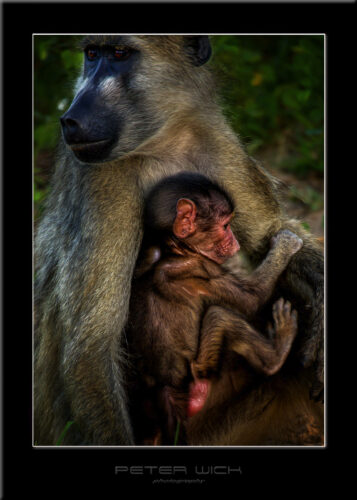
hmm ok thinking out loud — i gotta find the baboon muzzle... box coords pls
[60,89,119,163]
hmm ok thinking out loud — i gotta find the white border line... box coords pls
[33,33,326,450]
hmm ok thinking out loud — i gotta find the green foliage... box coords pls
[34,35,82,218]
[210,35,324,176]
[289,185,324,212]
[34,36,82,157]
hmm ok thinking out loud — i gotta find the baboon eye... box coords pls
[113,47,131,61]
[86,48,98,61]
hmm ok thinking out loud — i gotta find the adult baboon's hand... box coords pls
[282,238,324,402]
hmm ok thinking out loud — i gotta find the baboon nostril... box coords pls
[61,116,80,132]
[60,115,83,144]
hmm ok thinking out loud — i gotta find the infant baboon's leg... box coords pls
[192,299,298,378]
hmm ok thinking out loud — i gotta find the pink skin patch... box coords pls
[187,379,210,417]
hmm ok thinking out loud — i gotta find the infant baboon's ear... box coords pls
[183,36,212,66]
[173,198,197,239]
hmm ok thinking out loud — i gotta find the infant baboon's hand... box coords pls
[134,246,161,278]
[272,298,298,337]
[145,246,161,265]
[270,229,303,255]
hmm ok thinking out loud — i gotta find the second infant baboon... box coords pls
[126,172,302,445]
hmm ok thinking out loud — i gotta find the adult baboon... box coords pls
[34,35,324,445]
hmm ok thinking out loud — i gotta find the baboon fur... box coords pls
[34,35,324,445]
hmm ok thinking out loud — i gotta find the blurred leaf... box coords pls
[251,73,263,86]
[289,185,324,211]
[210,35,324,176]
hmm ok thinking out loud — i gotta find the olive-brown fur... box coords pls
[34,36,323,445]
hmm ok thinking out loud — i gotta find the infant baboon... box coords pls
[127,173,302,444]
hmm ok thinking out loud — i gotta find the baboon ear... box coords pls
[183,36,212,66]
[173,199,197,239]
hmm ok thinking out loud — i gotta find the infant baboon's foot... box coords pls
[273,298,298,340]
[191,360,211,381]
[263,298,298,376]
[270,229,303,255]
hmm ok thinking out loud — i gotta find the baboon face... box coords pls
[60,35,212,164]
